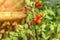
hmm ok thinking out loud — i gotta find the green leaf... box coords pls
[41,24,46,31]
[51,38,59,40]
[20,32,28,40]
[14,33,18,37]
[9,32,18,37]
[9,35,13,39]
[15,29,19,33]
[27,29,33,36]
[12,37,18,40]
[50,24,54,31]
[24,24,28,29]
[9,32,15,36]
[42,32,46,39]
[29,2,34,7]
[45,25,50,31]
[42,32,51,40]
[26,0,30,5]
[18,25,24,30]
[57,24,60,33]
[57,8,60,14]
[35,8,39,13]
[4,38,11,40]
[26,12,33,22]
[47,8,55,16]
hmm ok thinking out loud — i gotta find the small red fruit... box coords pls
[33,18,37,23]
[35,2,42,7]
[39,3,42,6]
[36,14,42,19]
[37,19,42,24]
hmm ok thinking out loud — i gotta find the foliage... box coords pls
[0,0,60,40]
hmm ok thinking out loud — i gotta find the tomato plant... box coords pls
[0,0,60,40]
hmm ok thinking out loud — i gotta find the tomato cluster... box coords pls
[35,2,42,7]
[33,14,42,24]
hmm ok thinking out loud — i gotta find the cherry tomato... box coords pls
[38,3,42,7]
[37,19,42,24]
[33,18,37,23]
[36,14,42,19]
[35,3,39,7]
[35,2,42,7]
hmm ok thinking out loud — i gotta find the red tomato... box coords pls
[38,3,42,7]
[35,2,42,7]
[33,18,37,23]
[36,14,42,19]
[37,19,42,24]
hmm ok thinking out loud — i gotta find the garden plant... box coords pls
[0,0,60,40]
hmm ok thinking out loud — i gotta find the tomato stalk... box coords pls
[34,23,39,40]
[28,21,33,40]
[32,7,39,40]
[28,21,32,30]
